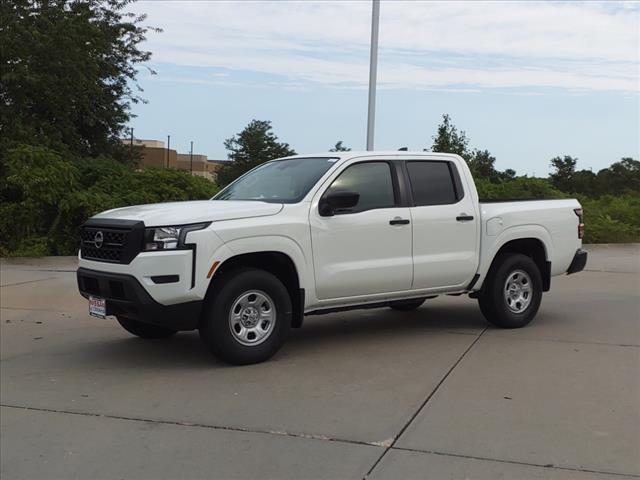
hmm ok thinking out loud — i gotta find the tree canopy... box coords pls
[549,156,579,192]
[468,149,499,182]
[430,114,470,159]
[430,113,638,194]
[1,0,156,159]
[0,0,220,257]
[549,156,640,197]
[431,114,506,182]
[330,141,351,152]
[216,120,296,186]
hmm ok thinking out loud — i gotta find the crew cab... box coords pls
[77,152,587,364]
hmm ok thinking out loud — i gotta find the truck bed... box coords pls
[478,198,582,278]
[479,198,567,203]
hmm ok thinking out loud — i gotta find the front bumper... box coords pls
[567,249,588,275]
[77,267,202,330]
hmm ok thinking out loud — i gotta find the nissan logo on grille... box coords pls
[80,222,138,264]
[94,231,104,249]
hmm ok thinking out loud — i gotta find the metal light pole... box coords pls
[190,141,194,174]
[166,135,171,168]
[366,0,380,151]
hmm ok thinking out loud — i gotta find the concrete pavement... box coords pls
[1,245,638,479]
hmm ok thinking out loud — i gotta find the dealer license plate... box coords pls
[89,296,106,319]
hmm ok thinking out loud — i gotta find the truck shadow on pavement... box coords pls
[290,303,487,343]
[65,302,490,369]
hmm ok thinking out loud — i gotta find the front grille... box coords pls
[80,219,145,264]
[81,228,127,262]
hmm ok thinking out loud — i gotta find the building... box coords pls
[122,139,226,182]
[127,139,165,149]
[175,154,226,181]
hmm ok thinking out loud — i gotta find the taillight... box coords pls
[574,208,584,239]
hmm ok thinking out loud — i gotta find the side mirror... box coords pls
[319,190,360,216]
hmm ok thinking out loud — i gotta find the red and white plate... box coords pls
[89,296,106,319]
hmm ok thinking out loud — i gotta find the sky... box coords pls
[127,0,640,176]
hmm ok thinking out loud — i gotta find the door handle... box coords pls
[390,218,410,225]
[456,214,474,222]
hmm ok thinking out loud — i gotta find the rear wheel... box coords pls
[199,268,291,365]
[116,316,177,339]
[389,298,426,311]
[478,253,542,328]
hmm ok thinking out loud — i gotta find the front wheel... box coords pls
[199,268,291,365]
[116,316,177,339]
[478,253,543,328]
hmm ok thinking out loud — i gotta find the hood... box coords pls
[92,200,283,227]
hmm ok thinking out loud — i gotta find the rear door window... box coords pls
[406,161,462,206]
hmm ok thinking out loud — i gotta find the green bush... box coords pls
[476,176,567,200]
[578,195,640,243]
[0,145,219,256]
[1,144,637,256]
[476,176,639,243]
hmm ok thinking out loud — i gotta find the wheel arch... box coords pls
[477,231,552,294]
[205,250,305,328]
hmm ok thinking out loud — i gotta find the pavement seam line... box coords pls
[0,403,383,450]
[0,268,76,274]
[363,326,488,479]
[584,269,639,274]
[393,446,640,478]
[485,333,639,348]
[0,306,81,313]
[0,277,61,288]
[19,269,75,272]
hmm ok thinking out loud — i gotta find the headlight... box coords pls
[144,222,210,251]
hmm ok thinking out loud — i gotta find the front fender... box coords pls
[204,235,311,293]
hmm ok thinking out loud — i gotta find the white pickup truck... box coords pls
[77,152,587,364]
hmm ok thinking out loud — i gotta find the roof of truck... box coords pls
[282,151,462,160]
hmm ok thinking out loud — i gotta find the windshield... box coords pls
[214,157,337,203]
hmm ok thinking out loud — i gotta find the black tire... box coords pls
[478,253,543,328]
[116,316,177,339]
[199,268,291,365]
[389,298,426,311]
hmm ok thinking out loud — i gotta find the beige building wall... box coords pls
[137,147,177,169]
[174,154,224,181]
[126,139,166,149]
[123,138,225,182]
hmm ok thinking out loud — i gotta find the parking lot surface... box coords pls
[1,245,639,479]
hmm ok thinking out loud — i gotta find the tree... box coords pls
[468,149,499,181]
[549,155,578,192]
[571,169,597,196]
[216,120,296,187]
[501,169,517,181]
[0,145,218,256]
[329,141,351,152]
[596,158,640,195]
[0,0,157,159]
[430,114,470,159]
